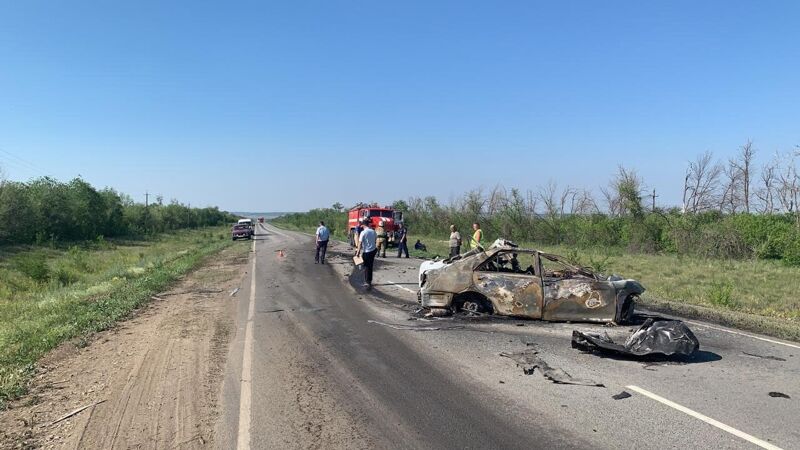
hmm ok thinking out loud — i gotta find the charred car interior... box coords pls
[418,240,644,324]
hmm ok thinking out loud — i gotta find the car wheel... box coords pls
[454,293,492,314]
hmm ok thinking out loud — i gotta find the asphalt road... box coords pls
[217,223,799,449]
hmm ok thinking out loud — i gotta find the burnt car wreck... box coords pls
[417,240,644,323]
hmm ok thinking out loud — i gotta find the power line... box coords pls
[0,146,52,178]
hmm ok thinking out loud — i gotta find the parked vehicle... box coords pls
[232,224,252,240]
[237,218,254,236]
[417,239,644,323]
[347,203,404,246]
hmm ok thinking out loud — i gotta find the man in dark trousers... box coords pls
[315,221,330,264]
[396,223,409,258]
[357,219,378,289]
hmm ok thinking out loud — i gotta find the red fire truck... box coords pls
[347,203,404,246]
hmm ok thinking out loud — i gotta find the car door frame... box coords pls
[472,249,543,318]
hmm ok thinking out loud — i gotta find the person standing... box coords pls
[352,222,363,252]
[375,220,388,258]
[315,221,330,264]
[449,225,462,257]
[396,223,409,258]
[471,222,483,249]
[357,219,378,289]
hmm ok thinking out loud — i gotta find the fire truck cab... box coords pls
[348,204,404,247]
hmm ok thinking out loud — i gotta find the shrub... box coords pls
[781,235,800,267]
[14,253,50,283]
[54,265,80,286]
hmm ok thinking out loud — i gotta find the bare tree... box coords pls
[486,185,508,215]
[600,186,621,217]
[753,157,778,214]
[537,181,559,219]
[525,189,538,217]
[740,141,755,213]
[775,150,799,216]
[683,151,722,213]
[572,189,599,214]
[720,158,743,213]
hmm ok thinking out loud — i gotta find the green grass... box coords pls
[0,227,240,407]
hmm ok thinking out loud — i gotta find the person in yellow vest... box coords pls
[376,221,388,258]
[471,222,483,249]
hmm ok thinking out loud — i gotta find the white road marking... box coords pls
[386,280,417,294]
[626,385,783,450]
[683,320,800,350]
[236,238,257,450]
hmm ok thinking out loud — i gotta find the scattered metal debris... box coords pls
[768,392,790,399]
[612,391,632,400]
[572,319,699,358]
[229,287,240,297]
[742,351,786,362]
[500,349,604,387]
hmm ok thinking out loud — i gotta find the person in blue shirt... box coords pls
[357,219,378,289]
[396,223,409,258]
[315,221,330,264]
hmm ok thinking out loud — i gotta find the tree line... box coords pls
[276,143,800,266]
[0,176,237,245]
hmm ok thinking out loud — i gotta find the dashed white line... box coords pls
[683,320,800,350]
[236,238,257,449]
[626,385,783,450]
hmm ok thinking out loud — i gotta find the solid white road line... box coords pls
[236,238,257,450]
[683,320,800,350]
[386,280,417,294]
[626,385,783,450]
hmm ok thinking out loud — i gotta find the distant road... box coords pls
[218,223,798,449]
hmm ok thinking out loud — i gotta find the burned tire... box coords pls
[453,292,493,314]
[617,294,637,323]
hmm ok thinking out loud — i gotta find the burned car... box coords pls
[418,240,644,323]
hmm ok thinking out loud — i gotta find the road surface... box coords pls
[218,223,798,449]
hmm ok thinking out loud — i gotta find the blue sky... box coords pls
[1,1,798,211]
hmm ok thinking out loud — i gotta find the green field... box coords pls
[0,227,246,407]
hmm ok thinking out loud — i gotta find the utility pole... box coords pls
[651,189,658,212]
[145,191,149,208]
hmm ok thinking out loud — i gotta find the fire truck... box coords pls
[347,203,404,246]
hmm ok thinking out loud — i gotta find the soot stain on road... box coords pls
[500,349,605,387]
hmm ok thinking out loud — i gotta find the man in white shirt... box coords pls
[315,221,330,264]
[357,219,377,289]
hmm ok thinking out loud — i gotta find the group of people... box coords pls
[353,219,410,289]
[448,222,483,257]
[314,218,409,290]
[314,219,484,289]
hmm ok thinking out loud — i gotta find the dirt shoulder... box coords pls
[0,244,250,450]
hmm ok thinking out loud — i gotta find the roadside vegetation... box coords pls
[0,176,236,245]
[0,175,244,407]
[0,227,244,407]
[272,144,800,339]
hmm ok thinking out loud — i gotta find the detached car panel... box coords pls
[418,241,643,324]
